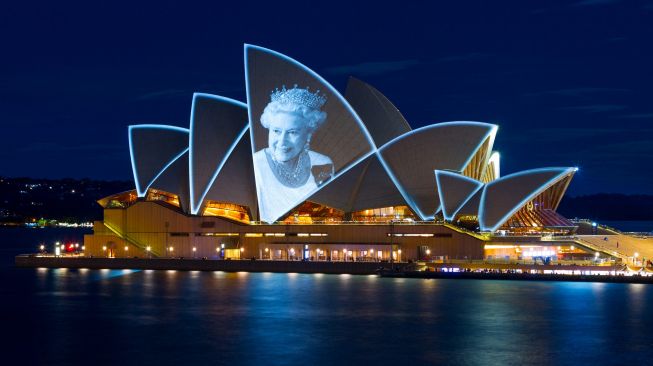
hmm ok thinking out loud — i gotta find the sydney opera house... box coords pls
[84,44,583,262]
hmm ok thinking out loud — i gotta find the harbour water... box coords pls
[2,227,653,365]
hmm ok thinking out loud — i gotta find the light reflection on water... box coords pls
[8,267,653,365]
[3,228,653,365]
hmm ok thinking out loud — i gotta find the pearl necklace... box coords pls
[268,149,310,188]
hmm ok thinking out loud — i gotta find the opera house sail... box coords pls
[85,44,579,261]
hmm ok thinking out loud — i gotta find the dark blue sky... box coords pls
[1,0,652,195]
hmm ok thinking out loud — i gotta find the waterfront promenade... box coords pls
[15,255,653,283]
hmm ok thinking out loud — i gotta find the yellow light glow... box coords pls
[484,245,516,249]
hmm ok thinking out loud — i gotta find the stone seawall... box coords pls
[15,255,400,274]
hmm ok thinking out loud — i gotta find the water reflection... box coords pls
[7,267,653,365]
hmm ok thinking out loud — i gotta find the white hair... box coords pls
[260,101,327,132]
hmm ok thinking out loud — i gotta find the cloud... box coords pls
[17,143,124,154]
[323,53,490,77]
[525,87,629,97]
[613,113,653,119]
[134,89,189,101]
[501,127,644,143]
[433,53,489,63]
[573,0,620,6]
[556,104,627,113]
[324,59,419,76]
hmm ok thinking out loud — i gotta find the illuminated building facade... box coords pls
[84,45,583,261]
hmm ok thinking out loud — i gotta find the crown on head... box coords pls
[270,85,327,110]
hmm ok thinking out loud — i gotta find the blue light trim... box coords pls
[244,44,377,223]
[378,121,497,152]
[478,167,576,232]
[191,125,249,215]
[188,93,249,215]
[377,151,430,220]
[377,121,497,220]
[272,149,379,222]
[128,124,190,197]
[459,124,498,176]
[434,170,484,221]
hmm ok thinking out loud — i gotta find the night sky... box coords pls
[1,0,652,195]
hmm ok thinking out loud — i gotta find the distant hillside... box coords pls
[1,177,651,223]
[0,177,133,223]
[558,194,653,221]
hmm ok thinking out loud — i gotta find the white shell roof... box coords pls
[379,122,497,220]
[479,167,577,232]
[124,45,576,228]
[188,93,249,214]
[128,124,189,198]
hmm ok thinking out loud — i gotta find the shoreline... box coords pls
[15,255,653,283]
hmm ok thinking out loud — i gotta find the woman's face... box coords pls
[267,112,311,162]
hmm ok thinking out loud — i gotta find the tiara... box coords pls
[270,85,327,110]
